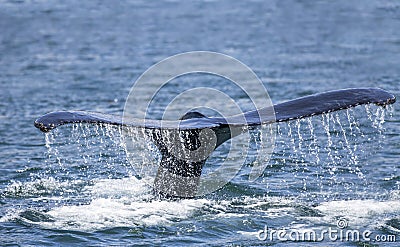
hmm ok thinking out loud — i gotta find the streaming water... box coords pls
[257,105,393,201]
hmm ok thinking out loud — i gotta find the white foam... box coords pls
[237,198,400,239]
[4,177,84,197]
[310,199,400,228]
[38,177,210,231]
[237,230,259,237]
[36,185,297,231]
[204,196,297,221]
[41,198,210,231]
[4,176,399,233]
[87,177,153,199]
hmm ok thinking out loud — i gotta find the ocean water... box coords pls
[0,0,399,246]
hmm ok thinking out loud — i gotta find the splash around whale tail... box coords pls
[34,88,396,198]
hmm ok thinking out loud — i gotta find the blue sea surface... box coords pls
[0,0,399,246]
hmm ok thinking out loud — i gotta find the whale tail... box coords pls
[34,88,396,198]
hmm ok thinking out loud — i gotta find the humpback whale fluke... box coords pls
[34,88,396,198]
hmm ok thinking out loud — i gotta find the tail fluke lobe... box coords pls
[34,111,124,133]
[273,87,395,122]
[222,88,396,127]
